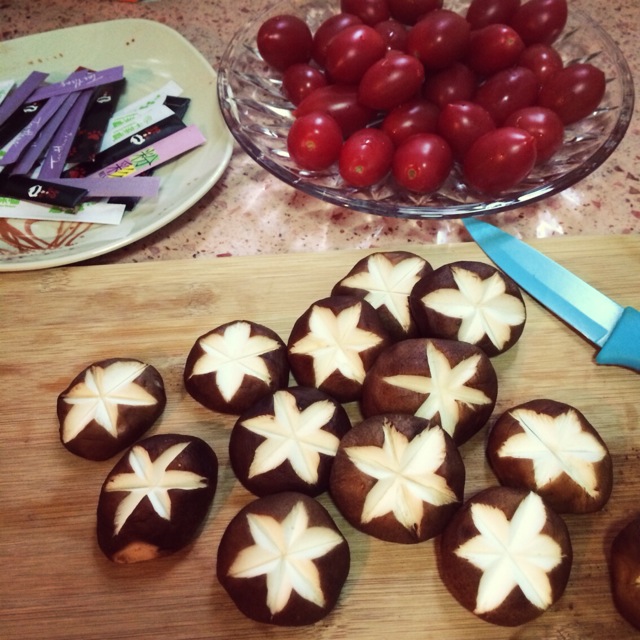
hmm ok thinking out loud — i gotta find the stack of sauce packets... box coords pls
[0,68,205,224]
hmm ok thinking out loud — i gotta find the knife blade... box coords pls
[463,217,640,372]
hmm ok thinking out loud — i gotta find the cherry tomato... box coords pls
[467,24,525,76]
[466,0,521,29]
[473,65,539,125]
[437,100,496,158]
[358,52,425,111]
[407,10,471,71]
[519,43,563,83]
[324,24,387,84]
[374,19,409,52]
[287,112,343,170]
[294,84,375,137]
[463,126,537,194]
[339,128,394,187]
[423,62,478,108]
[257,15,313,71]
[312,13,363,67]
[387,0,444,25]
[282,64,328,106]
[340,0,390,26]
[509,0,568,45]
[392,133,453,193]
[537,62,606,124]
[504,106,564,163]
[382,98,440,146]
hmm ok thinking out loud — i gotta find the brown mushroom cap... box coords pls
[409,260,526,357]
[229,386,351,497]
[97,433,218,563]
[610,517,640,630]
[217,491,350,626]
[438,486,573,627]
[330,413,465,543]
[57,357,166,461]
[287,295,390,403]
[184,320,289,414]
[331,251,433,341]
[487,398,613,514]
[361,337,497,445]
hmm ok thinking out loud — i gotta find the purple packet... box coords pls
[11,92,81,176]
[44,176,160,198]
[0,172,88,210]
[27,66,124,102]
[64,113,186,178]
[38,89,94,179]
[66,78,126,164]
[0,71,48,128]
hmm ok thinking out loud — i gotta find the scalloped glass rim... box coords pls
[217,0,634,220]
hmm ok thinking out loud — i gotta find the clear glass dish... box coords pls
[217,0,634,219]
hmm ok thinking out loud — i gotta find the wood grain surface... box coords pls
[1,235,639,640]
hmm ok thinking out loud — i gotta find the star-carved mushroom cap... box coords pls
[438,486,572,627]
[332,251,433,340]
[184,320,289,414]
[97,433,218,564]
[287,295,390,403]
[361,338,497,446]
[330,414,465,544]
[57,358,166,461]
[217,492,350,626]
[487,399,613,514]
[410,260,526,357]
[229,387,351,497]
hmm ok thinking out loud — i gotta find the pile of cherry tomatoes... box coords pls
[256,0,606,196]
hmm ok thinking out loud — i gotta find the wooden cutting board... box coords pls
[1,235,639,640]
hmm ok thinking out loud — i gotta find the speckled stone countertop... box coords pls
[1,0,638,265]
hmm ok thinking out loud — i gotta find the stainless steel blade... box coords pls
[463,218,623,347]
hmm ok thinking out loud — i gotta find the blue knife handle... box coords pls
[596,307,640,372]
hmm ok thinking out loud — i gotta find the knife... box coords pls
[463,217,640,373]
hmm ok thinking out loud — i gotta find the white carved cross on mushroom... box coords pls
[384,340,493,439]
[241,390,341,484]
[104,441,210,535]
[454,491,565,616]
[335,252,428,336]
[498,407,608,498]
[60,360,160,443]
[227,500,344,615]
[189,321,282,402]
[487,400,613,513]
[344,419,459,533]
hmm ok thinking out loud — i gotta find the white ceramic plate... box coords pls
[0,19,233,271]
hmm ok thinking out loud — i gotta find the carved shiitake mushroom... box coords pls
[331,251,433,341]
[360,337,497,445]
[487,399,613,514]
[330,413,465,543]
[610,517,640,631]
[410,260,526,357]
[229,386,351,497]
[184,320,289,415]
[57,358,166,461]
[217,491,350,626]
[287,295,390,403]
[438,486,573,627]
[97,433,218,563]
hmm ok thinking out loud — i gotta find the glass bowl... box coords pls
[217,0,634,219]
